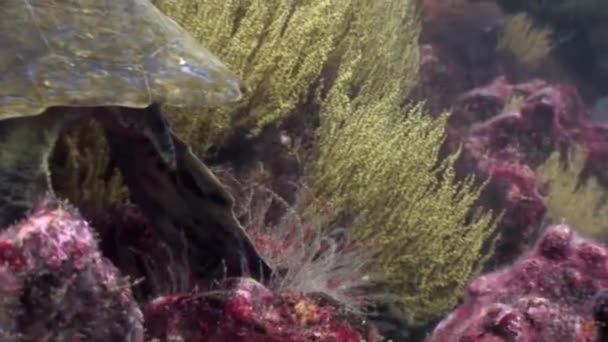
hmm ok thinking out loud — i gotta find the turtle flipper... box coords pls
[94,104,176,169]
[102,126,272,281]
[170,136,273,280]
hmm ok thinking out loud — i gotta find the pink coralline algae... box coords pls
[143,277,379,342]
[86,202,193,298]
[451,78,585,169]
[576,124,608,206]
[434,74,601,267]
[76,202,377,342]
[0,198,143,342]
[426,224,608,342]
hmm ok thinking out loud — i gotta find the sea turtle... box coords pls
[0,0,246,228]
[103,128,273,280]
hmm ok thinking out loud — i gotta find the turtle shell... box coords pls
[0,0,246,120]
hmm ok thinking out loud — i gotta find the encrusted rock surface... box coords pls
[427,224,608,342]
[0,199,143,341]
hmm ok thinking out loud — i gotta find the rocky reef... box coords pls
[0,197,377,341]
[0,199,143,341]
[5,0,608,341]
[144,278,378,341]
[427,224,608,341]
[416,1,608,340]
[413,52,608,341]
[445,76,587,267]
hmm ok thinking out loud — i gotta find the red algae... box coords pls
[433,73,601,267]
[0,198,143,341]
[143,278,378,342]
[427,224,608,342]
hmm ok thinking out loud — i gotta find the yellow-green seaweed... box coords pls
[48,0,498,324]
[50,120,129,213]
[306,0,497,322]
[537,147,608,240]
[152,0,421,152]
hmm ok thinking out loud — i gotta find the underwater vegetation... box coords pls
[312,102,497,323]
[538,147,608,241]
[155,0,501,325]
[51,119,129,215]
[417,1,608,340]
[4,0,608,341]
[153,0,421,151]
[496,12,554,69]
[51,0,501,328]
[236,183,374,308]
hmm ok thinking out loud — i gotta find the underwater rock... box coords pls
[451,78,587,168]
[427,224,608,342]
[88,201,378,341]
[143,277,378,342]
[474,156,547,267]
[576,124,608,194]
[87,202,195,300]
[413,43,475,116]
[443,77,597,268]
[0,198,143,341]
